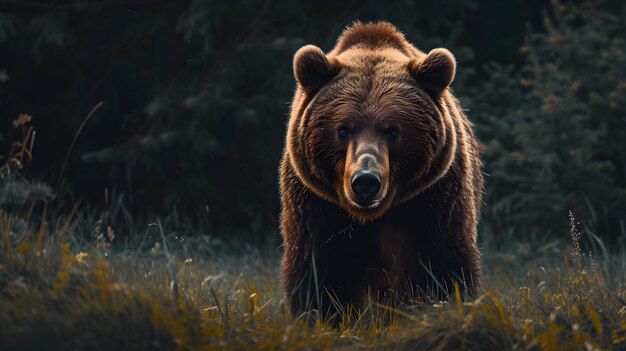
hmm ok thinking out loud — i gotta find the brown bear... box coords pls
[279,21,483,318]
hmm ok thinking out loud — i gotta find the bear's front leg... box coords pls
[281,206,370,320]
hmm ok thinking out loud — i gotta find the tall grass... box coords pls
[0,206,624,350]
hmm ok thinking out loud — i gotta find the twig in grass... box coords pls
[55,101,104,193]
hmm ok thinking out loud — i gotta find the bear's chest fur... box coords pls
[314,197,449,302]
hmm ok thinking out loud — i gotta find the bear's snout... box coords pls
[341,131,391,215]
[351,170,382,206]
[342,156,391,220]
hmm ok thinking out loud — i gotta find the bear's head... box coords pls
[286,22,459,222]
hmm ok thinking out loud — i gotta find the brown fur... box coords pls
[280,21,483,319]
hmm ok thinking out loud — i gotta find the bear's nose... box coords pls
[351,170,382,206]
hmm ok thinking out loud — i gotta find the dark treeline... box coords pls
[1,0,625,244]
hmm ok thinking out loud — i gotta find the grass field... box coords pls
[0,209,625,350]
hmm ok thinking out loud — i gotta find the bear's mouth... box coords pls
[363,199,380,207]
[350,198,381,209]
[348,191,386,209]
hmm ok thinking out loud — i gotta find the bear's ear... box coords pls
[408,48,456,98]
[293,45,338,93]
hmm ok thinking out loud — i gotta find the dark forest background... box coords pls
[1,0,625,245]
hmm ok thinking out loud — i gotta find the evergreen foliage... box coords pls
[473,0,626,240]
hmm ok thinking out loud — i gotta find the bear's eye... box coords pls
[337,127,352,138]
[383,127,399,140]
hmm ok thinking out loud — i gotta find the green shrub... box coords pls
[473,0,626,242]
